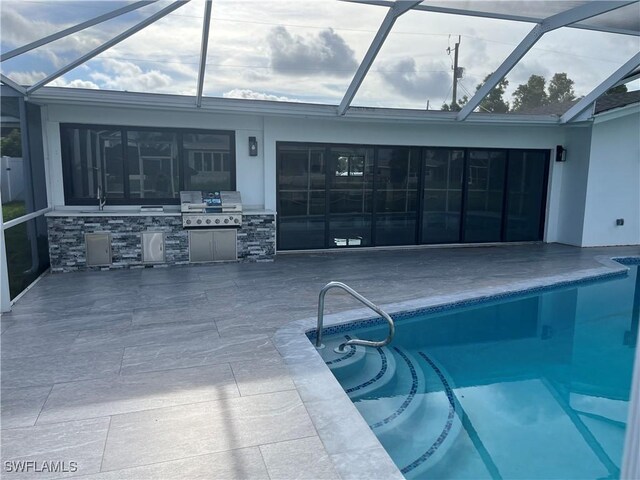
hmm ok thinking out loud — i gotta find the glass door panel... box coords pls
[422,149,464,244]
[277,145,326,250]
[464,150,507,243]
[506,151,548,241]
[376,147,420,246]
[329,147,374,247]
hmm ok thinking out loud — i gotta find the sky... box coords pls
[0,0,639,111]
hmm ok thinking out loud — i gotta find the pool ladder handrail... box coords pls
[315,281,395,351]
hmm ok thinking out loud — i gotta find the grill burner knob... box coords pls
[197,219,202,225]
[206,219,211,224]
[215,219,220,224]
[186,219,191,225]
[224,219,229,224]
[234,218,239,224]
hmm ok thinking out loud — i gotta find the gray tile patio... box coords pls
[1,243,639,479]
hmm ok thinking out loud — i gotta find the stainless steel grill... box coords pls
[180,191,242,228]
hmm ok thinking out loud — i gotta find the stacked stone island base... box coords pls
[46,212,276,273]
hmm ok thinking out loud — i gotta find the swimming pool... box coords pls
[316,263,639,479]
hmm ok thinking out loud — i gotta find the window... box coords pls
[61,125,235,204]
[126,130,179,200]
[183,133,234,192]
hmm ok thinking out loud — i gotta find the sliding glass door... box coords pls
[276,143,549,250]
[375,147,420,246]
[463,150,507,243]
[505,151,549,242]
[328,146,374,248]
[422,149,464,244]
[277,144,326,250]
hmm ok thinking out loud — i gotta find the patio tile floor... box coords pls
[1,243,639,479]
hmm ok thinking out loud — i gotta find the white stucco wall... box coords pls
[553,126,593,246]
[581,108,640,247]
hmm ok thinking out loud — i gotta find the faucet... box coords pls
[97,185,106,211]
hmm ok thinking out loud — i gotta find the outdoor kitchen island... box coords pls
[45,205,275,273]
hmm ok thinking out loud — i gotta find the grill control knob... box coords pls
[186,219,192,225]
[234,218,239,224]
[206,219,211,224]
[224,218,229,224]
[196,219,202,225]
[215,219,220,224]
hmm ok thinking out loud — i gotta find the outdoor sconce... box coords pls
[249,136,258,157]
[556,145,566,162]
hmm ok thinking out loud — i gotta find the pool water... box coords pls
[320,265,639,479]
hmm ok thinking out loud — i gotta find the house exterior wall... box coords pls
[581,109,640,247]
[553,126,593,246]
[41,101,573,247]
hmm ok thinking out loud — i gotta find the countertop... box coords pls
[45,206,276,217]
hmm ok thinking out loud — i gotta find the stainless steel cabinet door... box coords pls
[189,230,237,263]
[142,232,165,263]
[85,233,111,266]
[213,230,237,261]
[189,230,214,263]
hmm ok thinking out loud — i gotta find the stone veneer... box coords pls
[47,213,275,273]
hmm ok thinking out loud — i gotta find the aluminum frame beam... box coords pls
[345,0,640,36]
[560,52,640,123]
[196,0,213,108]
[0,1,156,63]
[26,1,190,95]
[456,1,635,121]
[338,0,421,115]
[0,73,26,94]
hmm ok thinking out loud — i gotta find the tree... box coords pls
[440,95,468,112]
[0,129,22,157]
[512,74,548,112]
[605,84,628,95]
[477,74,509,113]
[548,72,576,104]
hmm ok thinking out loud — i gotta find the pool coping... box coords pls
[272,255,640,479]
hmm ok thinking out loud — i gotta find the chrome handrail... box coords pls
[315,281,395,352]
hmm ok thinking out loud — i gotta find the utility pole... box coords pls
[451,35,461,107]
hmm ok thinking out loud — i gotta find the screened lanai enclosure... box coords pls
[0,1,639,476]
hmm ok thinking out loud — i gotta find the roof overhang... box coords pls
[29,86,570,127]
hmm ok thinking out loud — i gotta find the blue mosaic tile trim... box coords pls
[401,352,456,475]
[324,336,356,365]
[613,256,640,265]
[312,268,634,339]
[345,347,387,394]
[370,347,417,430]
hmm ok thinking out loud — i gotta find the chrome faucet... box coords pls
[97,185,106,211]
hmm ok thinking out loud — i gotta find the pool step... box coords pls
[323,337,397,397]
[352,347,425,436]
[386,351,465,479]
[352,348,465,479]
[318,335,367,378]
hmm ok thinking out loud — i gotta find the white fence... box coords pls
[1,156,24,203]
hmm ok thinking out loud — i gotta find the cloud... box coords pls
[51,78,100,89]
[89,59,172,92]
[223,89,300,102]
[4,70,48,86]
[379,58,451,101]
[267,26,358,77]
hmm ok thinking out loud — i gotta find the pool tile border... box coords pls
[273,255,639,480]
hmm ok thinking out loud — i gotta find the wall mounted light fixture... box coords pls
[556,145,566,162]
[249,136,258,157]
